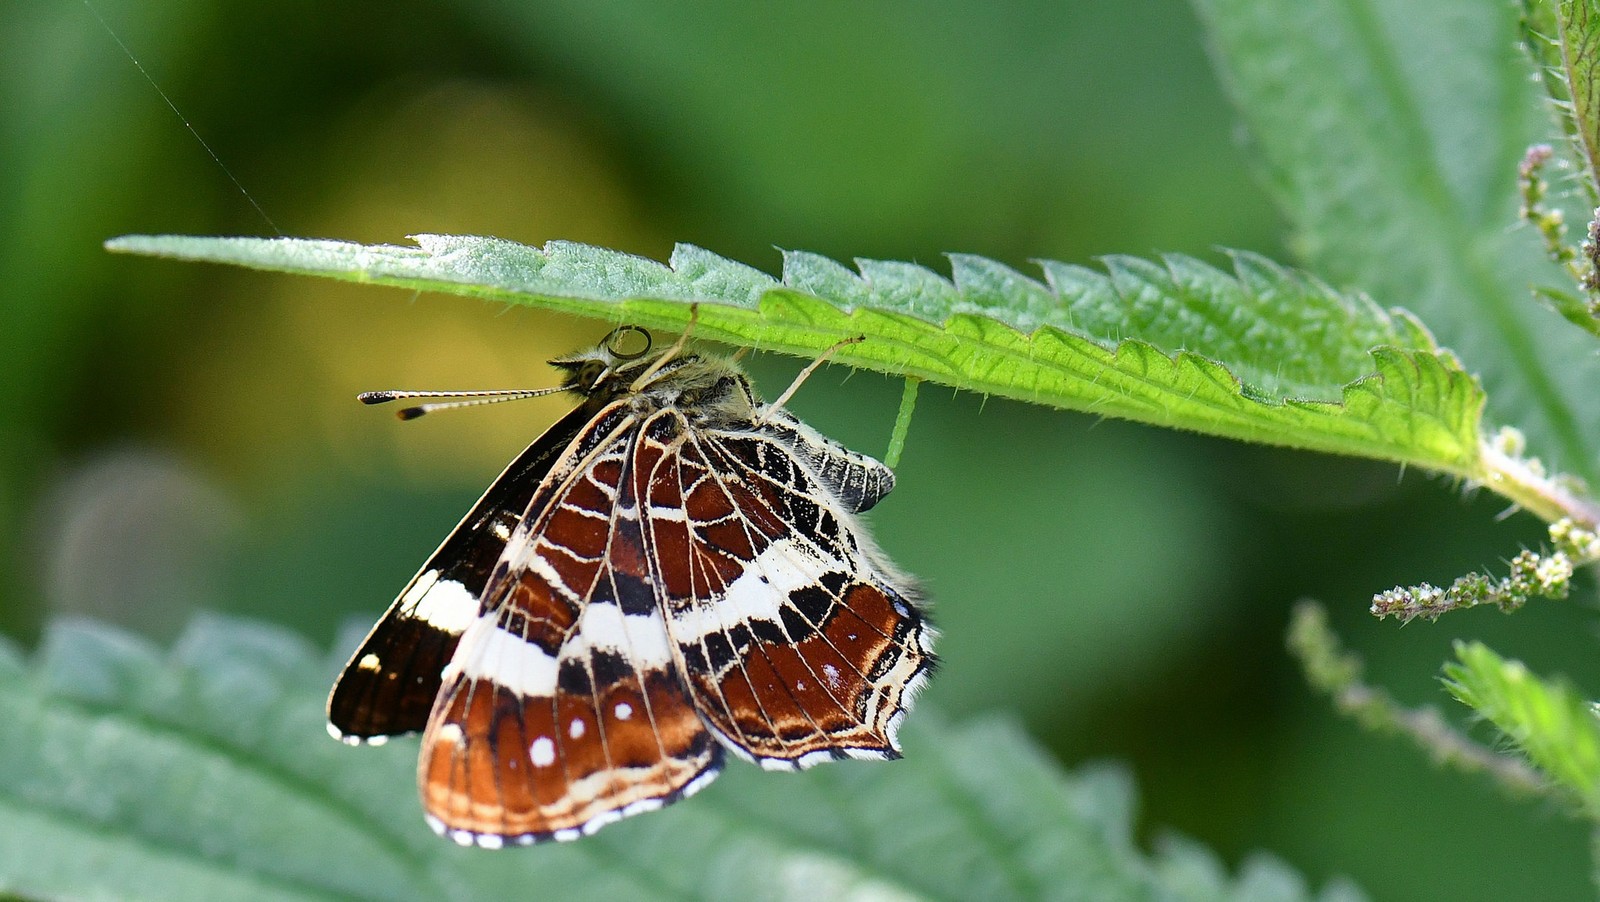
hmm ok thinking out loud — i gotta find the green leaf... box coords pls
[1554,0,1600,197]
[0,614,1359,901]
[1444,641,1600,816]
[1192,0,1600,484]
[1535,285,1600,339]
[107,233,1485,479]
[1520,0,1600,208]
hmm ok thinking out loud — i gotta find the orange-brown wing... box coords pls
[418,405,720,847]
[636,409,935,770]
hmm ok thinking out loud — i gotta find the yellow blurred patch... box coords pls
[168,81,669,504]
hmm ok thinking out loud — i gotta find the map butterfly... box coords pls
[327,321,936,846]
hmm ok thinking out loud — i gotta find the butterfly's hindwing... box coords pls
[638,408,935,770]
[419,408,721,845]
[754,409,895,514]
[327,400,602,743]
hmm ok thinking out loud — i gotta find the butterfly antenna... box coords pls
[761,335,866,420]
[629,305,700,392]
[358,387,566,420]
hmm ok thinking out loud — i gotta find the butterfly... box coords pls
[327,322,935,847]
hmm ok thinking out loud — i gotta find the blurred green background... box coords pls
[3,0,1593,898]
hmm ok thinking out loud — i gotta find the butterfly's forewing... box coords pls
[638,408,935,769]
[418,405,721,845]
[327,399,603,743]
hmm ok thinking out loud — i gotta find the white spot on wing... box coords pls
[569,718,586,739]
[822,663,842,691]
[530,736,555,766]
[797,749,836,769]
[357,653,381,672]
[614,702,633,720]
[620,797,664,817]
[328,723,383,747]
[405,570,479,634]
[681,767,722,798]
[582,809,623,835]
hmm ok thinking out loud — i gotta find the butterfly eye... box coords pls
[576,361,606,388]
[602,325,652,360]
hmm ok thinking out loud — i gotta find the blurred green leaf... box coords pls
[1534,284,1600,339]
[1444,641,1600,816]
[1192,0,1600,484]
[442,0,1276,261]
[108,234,1485,479]
[0,614,1361,901]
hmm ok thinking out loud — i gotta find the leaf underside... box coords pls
[107,234,1485,476]
[0,615,1363,902]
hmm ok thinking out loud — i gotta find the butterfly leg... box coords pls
[759,334,865,421]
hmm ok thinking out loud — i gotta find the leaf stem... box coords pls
[884,376,921,470]
[1477,429,1600,527]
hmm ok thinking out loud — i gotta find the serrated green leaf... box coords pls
[1148,834,1367,902]
[1192,0,1600,484]
[0,615,1360,901]
[1444,642,1600,816]
[1556,0,1600,196]
[107,234,1485,480]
